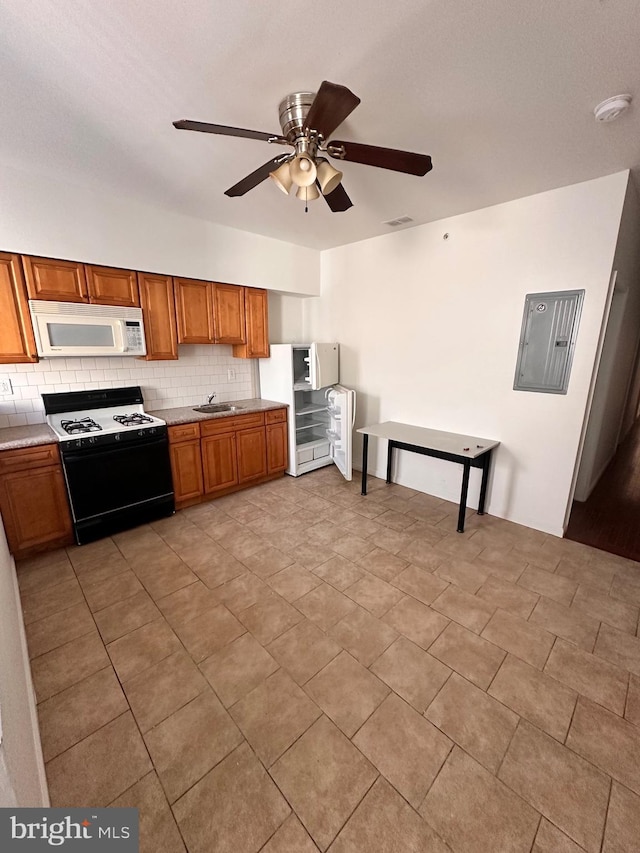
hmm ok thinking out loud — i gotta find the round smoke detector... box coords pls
[594,94,632,122]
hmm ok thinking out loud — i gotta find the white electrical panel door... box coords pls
[326,384,355,481]
[310,343,339,390]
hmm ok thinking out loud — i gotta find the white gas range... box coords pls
[44,388,166,448]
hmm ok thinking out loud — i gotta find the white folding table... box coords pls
[357,421,500,533]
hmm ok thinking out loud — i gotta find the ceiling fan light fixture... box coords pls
[290,153,317,187]
[269,161,293,194]
[317,159,343,196]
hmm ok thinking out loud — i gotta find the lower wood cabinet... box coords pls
[236,426,267,484]
[168,408,287,508]
[266,422,288,474]
[265,407,288,474]
[0,444,73,557]
[202,432,238,494]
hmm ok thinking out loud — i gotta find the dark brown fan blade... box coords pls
[318,181,353,212]
[329,140,432,176]
[224,157,288,197]
[303,82,361,139]
[173,120,281,143]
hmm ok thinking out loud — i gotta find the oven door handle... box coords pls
[62,435,168,463]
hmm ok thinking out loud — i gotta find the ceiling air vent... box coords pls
[383,215,414,227]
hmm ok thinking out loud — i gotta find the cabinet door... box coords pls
[174,278,215,344]
[138,272,178,360]
[213,284,246,344]
[86,265,139,307]
[0,465,73,554]
[0,253,38,364]
[266,422,288,474]
[233,287,269,358]
[22,255,88,302]
[169,439,204,504]
[236,426,268,484]
[202,432,238,493]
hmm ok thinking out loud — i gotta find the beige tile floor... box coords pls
[16,467,640,853]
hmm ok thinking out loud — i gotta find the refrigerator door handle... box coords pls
[351,389,356,427]
[313,347,321,390]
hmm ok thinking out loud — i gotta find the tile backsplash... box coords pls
[0,346,258,428]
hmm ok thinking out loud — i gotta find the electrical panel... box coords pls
[513,290,584,394]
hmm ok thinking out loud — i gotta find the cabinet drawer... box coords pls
[169,422,201,443]
[200,411,265,436]
[0,443,60,475]
[265,408,287,424]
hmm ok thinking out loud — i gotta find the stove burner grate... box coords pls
[113,413,154,427]
[61,417,102,435]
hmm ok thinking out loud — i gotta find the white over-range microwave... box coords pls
[29,301,147,358]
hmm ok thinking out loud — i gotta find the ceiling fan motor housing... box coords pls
[278,92,316,142]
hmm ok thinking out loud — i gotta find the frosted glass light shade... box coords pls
[317,160,343,195]
[295,183,320,201]
[290,154,317,187]
[269,161,293,194]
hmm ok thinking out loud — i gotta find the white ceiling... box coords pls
[1,0,639,251]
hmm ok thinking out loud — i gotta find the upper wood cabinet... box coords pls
[233,287,269,359]
[85,265,139,307]
[22,256,138,307]
[22,255,88,303]
[138,272,178,360]
[213,283,246,345]
[174,278,215,344]
[0,253,38,364]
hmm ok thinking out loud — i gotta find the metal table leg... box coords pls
[386,440,394,484]
[361,433,369,496]
[457,460,471,533]
[477,449,492,515]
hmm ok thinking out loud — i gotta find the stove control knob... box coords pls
[114,433,121,442]
[138,430,145,438]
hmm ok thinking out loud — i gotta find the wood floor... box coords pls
[566,416,640,561]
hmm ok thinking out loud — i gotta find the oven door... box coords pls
[61,432,174,543]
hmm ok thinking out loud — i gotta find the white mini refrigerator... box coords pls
[259,343,356,479]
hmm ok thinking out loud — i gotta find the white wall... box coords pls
[0,162,320,295]
[0,518,48,807]
[267,292,307,345]
[573,177,640,501]
[306,172,628,536]
[0,346,255,428]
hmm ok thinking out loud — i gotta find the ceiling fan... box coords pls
[173,81,433,213]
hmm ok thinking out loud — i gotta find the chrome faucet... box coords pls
[207,392,217,404]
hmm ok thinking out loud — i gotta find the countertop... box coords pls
[148,398,287,426]
[0,423,58,451]
[0,398,288,451]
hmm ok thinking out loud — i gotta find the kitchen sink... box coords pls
[192,404,239,414]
